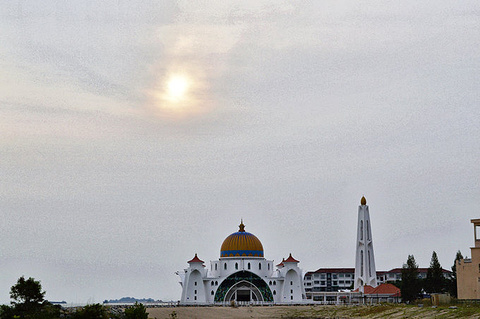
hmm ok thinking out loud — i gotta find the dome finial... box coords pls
[239,219,245,232]
[361,196,367,205]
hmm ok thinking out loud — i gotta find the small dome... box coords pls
[361,196,367,205]
[220,221,264,258]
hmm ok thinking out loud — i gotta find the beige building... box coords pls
[457,218,480,299]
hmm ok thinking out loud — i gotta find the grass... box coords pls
[279,303,480,318]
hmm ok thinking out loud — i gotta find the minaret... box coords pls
[354,196,377,291]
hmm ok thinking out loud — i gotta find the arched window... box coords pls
[361,250,364,276]
[268,263,270,270]
[368,251,372,277]
[273,290,276,295]
[224,263,227,270]
[273,281,276,286]
[211,291,214,295]
[248,263,251,270]
[290,289,293,293]
[194,281,197,286]
[235,263,238,270]
[290,281,293,285]
[194,296,197,300]
[215,264,217,271]
[269,281,272,285]
[290,296,293,300]
[259,263,262,270]
[211,281,214,286]
[367,221,370,240]
[194,290,197,294]
[360,221,364,240]
[215,281,218,285]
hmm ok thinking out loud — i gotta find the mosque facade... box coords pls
[177,221,305,304]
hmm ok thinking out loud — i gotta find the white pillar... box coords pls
[354,196,377,290]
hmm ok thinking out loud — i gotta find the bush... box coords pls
[72,304,108,319]
[124,302,148,319]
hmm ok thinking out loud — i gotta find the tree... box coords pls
[401,255,421,303]
[425,251,445,293]
[10,276,46,313]
[0,305,15,319]
[124,302,148,319]
[448,250,463,297]
[72,304,108,319]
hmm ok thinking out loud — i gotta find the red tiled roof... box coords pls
[187,253,204,264]
[371,283,401,296]
[284,253,299,263]
[276,258,285,267]
[354,283,401,296]
[386,268,452,274]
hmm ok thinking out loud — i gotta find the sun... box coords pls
[166,75,189,102]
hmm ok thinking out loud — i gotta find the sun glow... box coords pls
[167,75,189,102]
[148,68,210,119]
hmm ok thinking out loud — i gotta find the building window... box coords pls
[194,281,197,286]
[194,290,197,294]
[215,281,218,285]
[360,220,363,240]
[290,289,293,293]
[361,250,364,276]
[269,281,272,285]
[268,263,270,270]
[320,281,325,286]
[290,281,293,285]
[194,296,197,300]
[368,251,372,277]
[273,290,276,295]
[273,281,276,286]
[367,221,370,240]
[224,263,227,270]
[211,281,214,286]
[333,274,338,279]
[291,296,293,300]
[235,263,238,270]
[215,264,217,271]
[211,291,214,295]
[259,263,262,270]
[248,263,251,270]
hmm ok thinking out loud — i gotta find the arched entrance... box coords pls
[224,280,262,302]
[214,271,273,302]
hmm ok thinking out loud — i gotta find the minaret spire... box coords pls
[354,196,377,291]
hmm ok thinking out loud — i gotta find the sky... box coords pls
[1,0,479,304]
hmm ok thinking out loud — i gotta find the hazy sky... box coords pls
[1,0,479,304]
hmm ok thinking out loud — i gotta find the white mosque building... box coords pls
[177,221,305,304]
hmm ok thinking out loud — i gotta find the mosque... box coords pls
[177,221,305,304]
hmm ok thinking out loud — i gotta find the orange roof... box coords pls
[355,283,400,296]
[371,283,401,296]
[284,253,299,263]
[187,253,204,264]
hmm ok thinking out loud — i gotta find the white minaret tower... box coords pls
[354,196,377,291]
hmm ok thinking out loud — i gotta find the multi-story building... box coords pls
[457,218,480,299]
[304,268,355,293]
[305,267,452,296]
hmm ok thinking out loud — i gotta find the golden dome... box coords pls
[361,196,367,205]
[220,221,264,258]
